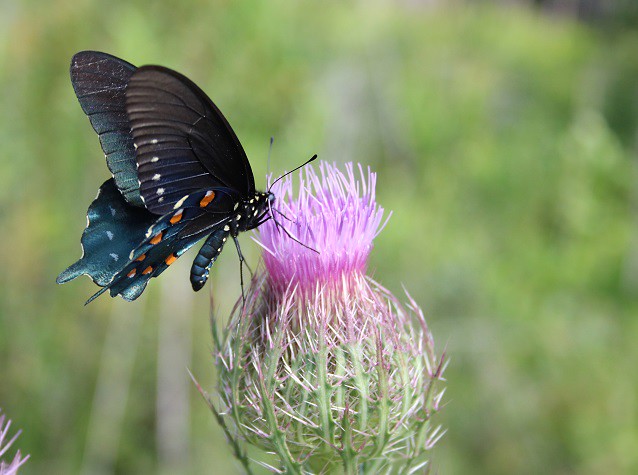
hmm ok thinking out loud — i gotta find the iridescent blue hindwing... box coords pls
[83,189,233,303]
[102,224,205,302]
[57,179,157,287]
[58,180,236,303]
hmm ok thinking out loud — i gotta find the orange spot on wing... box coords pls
[170,210,183,224]
[127,269,137,278]
[199,191,215,208]
[165,254,177,266]
[150,232,163,245]
[135,254,146,262]
[142,266,153,275]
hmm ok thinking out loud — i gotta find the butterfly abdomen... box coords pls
[191,228,230,291]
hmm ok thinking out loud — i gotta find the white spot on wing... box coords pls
[224,225,230,232]
[106,231,114,240]
[151,157,159,163]
[157,188,165,195]
[174,195,189,209]
[109,206,116,217]
[110,253,119,261]
[152,174,161,181]
[152,139,158,144]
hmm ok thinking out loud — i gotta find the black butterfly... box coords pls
[57,51,312,304]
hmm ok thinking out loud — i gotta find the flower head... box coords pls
[0,410,29,475]
[209,162,446,473]
[259,162,387,293]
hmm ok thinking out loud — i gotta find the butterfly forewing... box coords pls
[125,66,255,215]
[70,52,143,206]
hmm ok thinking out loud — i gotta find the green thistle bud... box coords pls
[206,162,445,474]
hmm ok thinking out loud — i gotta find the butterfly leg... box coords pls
[253,215,272,228]
[232,235,250,304]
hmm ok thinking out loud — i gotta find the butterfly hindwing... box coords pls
[86,189,234,302]
[70,52,143,206]
[57,179,158,287]
[103,223,205,302]
[125,66,255,214]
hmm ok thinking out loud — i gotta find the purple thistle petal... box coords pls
[258,162,390,293]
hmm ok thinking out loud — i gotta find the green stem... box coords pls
[315,333,335,446]
[259,377,305,474]
[349,344,369,429]
[361,330,390,473]
[341,404,360,475]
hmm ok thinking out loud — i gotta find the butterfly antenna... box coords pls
[267,198,319,254]
[273,208,295,223]
[268,154,317,192]
[276,218,319,253]
[267,136,274,178]
[265,153,319,253]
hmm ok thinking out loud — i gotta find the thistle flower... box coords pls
[0,411,29,475]
[208,162,446,474]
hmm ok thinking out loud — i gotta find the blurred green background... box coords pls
[1,0,637,473]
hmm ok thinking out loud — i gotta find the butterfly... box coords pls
[57,51,313,304]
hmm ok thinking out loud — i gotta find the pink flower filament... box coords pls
[257,162,389,293]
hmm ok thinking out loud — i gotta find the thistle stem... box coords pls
[340,403,360,475]
[315,334,335,446]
